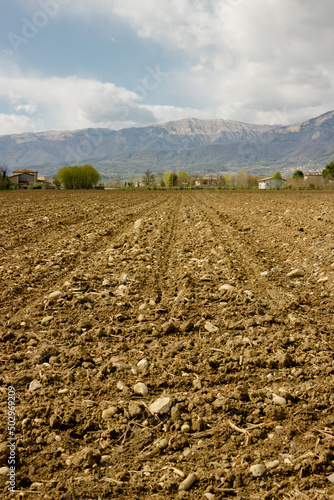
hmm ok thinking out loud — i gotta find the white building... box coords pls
[258,177,288,190]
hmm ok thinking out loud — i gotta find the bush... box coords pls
[0,177,11,190]
[33,182,44,189]
[56,165,100,189]
[293,169,304,179]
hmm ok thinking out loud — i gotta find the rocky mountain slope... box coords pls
[0,111,333,177]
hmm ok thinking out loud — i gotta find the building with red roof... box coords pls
[9,168,38,187]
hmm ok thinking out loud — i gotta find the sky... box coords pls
[0,0,333,135]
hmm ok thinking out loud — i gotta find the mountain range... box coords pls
[0,111,333,178]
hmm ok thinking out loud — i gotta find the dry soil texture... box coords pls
[0,190,334,500]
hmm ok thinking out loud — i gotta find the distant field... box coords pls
[1,190,334,498]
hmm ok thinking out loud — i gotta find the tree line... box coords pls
[141,169,261,189]
[139,164,334,190]
[1,161,334,190]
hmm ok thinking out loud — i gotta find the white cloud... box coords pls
[144,104,211,124]
[0,114,38,135]
[1,0,334,133]
[63,0,228,51]
[88,0,334,123]
[0,65,204,133]
[0,68,148,131]
[65,0,334,124]
[9,93,38,114]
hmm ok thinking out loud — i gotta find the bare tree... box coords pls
[217,174,226,187]
[0,163,10,190]
[142,169,155,189]
[0,163,8,176]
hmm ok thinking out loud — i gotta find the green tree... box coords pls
[142,169,155,189]
[273,171,282,180]
[177,170,190,187]
[0,164,10,190]
[224,174,230,187]
[53,176,61,189]
[56,166,73,189]
[292,169,304,179]
[168,172,177,187]
[81,164,100,189]
[56,165,100,189]
[322,161,334,180]
[162,172,171,187]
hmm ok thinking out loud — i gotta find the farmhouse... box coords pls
[9,168,38,187]
[303,172,325,188]
[195,176,218,187]
[304,172,323,181]
[37,175,47,184]
[258,176,288,190]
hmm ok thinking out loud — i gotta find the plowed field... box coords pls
[1,190,334,499]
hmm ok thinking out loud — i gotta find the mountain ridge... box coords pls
[0,111,333,177]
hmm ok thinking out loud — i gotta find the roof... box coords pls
[196,177,218,182]
[259,177,287,182]
[12,168,38,174]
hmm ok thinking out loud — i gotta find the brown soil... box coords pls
[0,189,334,499]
